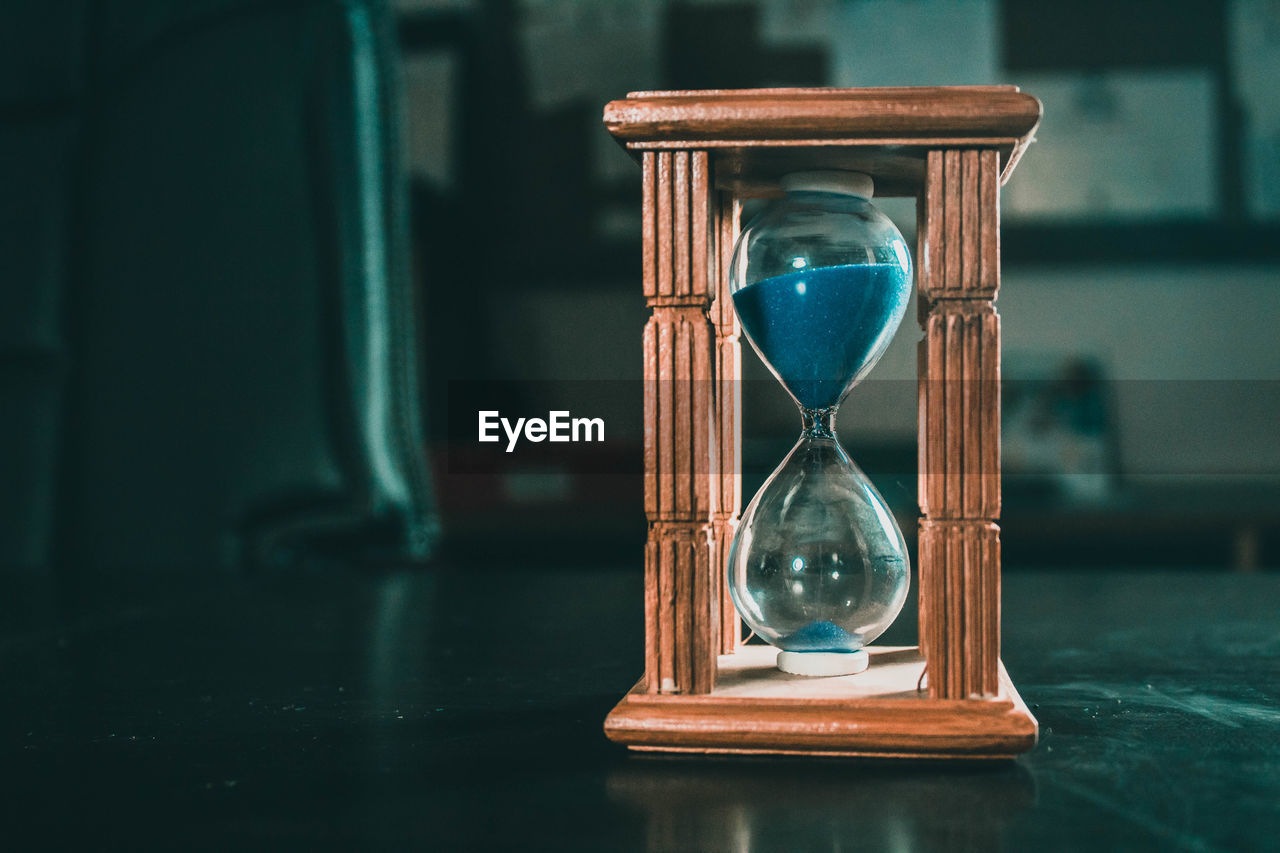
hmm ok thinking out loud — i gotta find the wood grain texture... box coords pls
[642,153,717,521]
[605,87,1041,146]
[641,149,720,693]
[645,523,718,694]
[606,655,1035,758]
[917,303,1000,519]
[608,89,1040,196]
[711,191,742,655]
[915,146,1004,702]
[918,149,1000,304]
[646,151,716,303]
[918,522,1001,699]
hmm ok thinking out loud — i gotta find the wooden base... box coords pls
[605,646,1037,759]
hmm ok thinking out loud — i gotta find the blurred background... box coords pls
[3,0,1279,583]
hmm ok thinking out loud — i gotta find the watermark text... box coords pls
[478,410,605,452]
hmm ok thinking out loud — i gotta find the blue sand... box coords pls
[779,620,860,652]
[732,263,910,410]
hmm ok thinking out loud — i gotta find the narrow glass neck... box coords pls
[800,407,838,439]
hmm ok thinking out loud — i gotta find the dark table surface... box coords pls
[3,564,1278,851]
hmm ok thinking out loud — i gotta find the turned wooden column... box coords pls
[641,149,721,694]
[917,148,1003,699]
[711,191,742,655]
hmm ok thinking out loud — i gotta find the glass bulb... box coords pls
[728,411,909,654]
[727,171,912,676]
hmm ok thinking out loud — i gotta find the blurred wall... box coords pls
[399,0,1280,485]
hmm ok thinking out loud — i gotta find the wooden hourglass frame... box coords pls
[602,88,1043,759]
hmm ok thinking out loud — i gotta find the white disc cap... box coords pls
[777,649,870,677]
[780,170,874,198]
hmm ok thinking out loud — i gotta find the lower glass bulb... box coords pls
[727,417,909,675]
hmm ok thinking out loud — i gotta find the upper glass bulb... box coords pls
[730,170,912,410]
[727,171,912,676]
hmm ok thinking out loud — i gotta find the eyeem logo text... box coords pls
[478,410,605,453]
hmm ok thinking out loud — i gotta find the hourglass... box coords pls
[727,170,912,678]
[603,87,1042,758]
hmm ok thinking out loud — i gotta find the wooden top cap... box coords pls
[604,86,1042,145]
[602,87,1043,194]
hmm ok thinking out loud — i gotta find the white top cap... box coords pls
[780,170,874,199]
